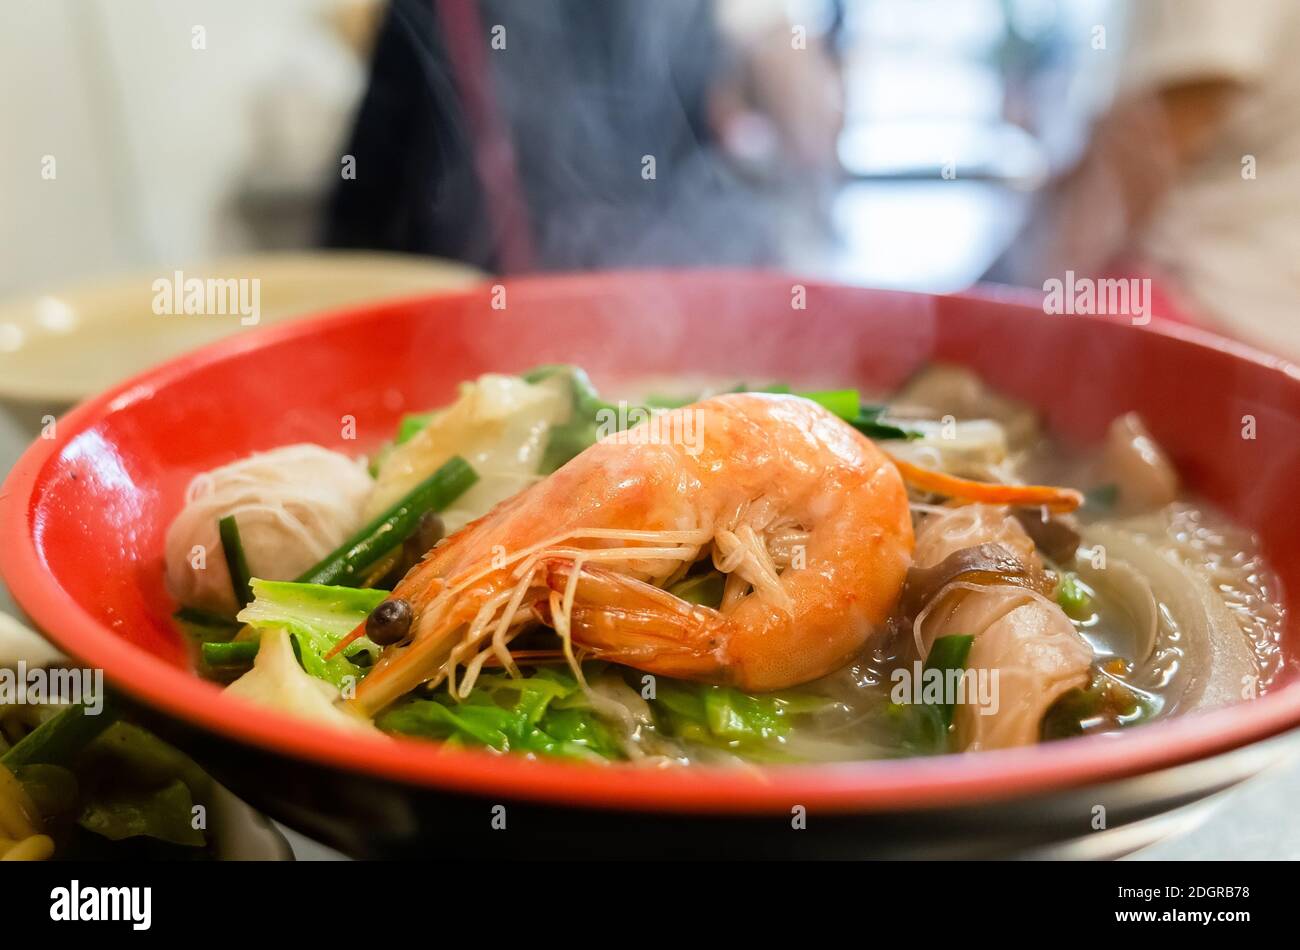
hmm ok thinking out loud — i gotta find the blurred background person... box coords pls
[990,0,1300,356]
[10,0,1300,369]
[322,0,846,272]
[0,0,1101,299]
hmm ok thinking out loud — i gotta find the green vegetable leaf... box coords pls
[878,633,977,756]
[524,368,919,475]
[238,579,388,639]
[882,701,949,756]
[650,680,831,755]
[378,666,622,761]
[924,633,975,729]
[798,388,860,421]
[79,778,204,846]
[237,579,388,687]
[850,413,921,441]
[71,722,211,848]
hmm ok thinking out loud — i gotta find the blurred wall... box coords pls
[0,0,365,297]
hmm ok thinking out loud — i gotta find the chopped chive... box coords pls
[1083,483,1119,511]
[295,456,478,587]
[924,633,975,728]
[218,515,254,610]
[1056,572,1094,618]
[173,606,240,631]
[201,639,261,667]
[1,696,120,769]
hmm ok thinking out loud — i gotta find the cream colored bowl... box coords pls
[0,252,484,404]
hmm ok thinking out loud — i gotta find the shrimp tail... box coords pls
[886,452,1084,513]
[540,560,732,682]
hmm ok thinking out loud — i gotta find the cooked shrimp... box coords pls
[348,393,916,715]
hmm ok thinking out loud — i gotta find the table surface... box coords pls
[3,399,1296,862]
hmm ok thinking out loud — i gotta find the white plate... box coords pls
[0,252,484,404]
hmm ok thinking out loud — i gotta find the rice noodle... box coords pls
[1103,503,1286,686]
[1075,549,1159,664]
[165,445,372,615]
[1083,523,1262,713]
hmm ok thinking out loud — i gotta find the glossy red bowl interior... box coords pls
[4,270,1300,814]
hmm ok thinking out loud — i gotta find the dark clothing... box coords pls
[324,0,774,272]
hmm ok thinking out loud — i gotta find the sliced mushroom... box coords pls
[1013,508,1082,563]
[901,542,1051,620]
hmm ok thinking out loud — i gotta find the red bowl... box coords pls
[4,270,1300,857]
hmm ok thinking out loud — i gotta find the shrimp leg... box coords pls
[539,560,730,681]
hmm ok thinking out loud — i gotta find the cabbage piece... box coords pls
[650,681,833,760]
[225,628,374,732]
[237,579,387,640]
[236,579,386,687]
[378,667,622,761]
[165,444,374,617]
[366,373,568,532]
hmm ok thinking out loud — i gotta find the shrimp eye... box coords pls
[367,598,413,645]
